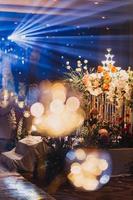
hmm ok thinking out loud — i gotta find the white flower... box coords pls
[88,87,102,96]
[90,73,98,79]
[66,65,71,70]
[66,61,70,65]
[83,66,87,70]
[69,79,73,82]
[77,60,81,64]
[97,73,103,79]
[76,68,82,72]
[84,60,88,64]
[117,67,121,71]
[119,70,129,81]
[124,92,130,100]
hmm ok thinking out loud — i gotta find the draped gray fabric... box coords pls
[1,136,48,172]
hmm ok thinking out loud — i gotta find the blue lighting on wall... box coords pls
[0,0,133,85]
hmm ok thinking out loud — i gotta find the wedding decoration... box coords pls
[65,49,133,136]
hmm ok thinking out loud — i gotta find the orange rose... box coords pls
[104,75,111,83]
[97,65,104,73]
[105,77,111,83]
[104,72,110,78]
[103,83,109,91]
[111,66,118,73]
[104,72,111,81]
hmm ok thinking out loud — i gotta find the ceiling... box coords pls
[0,0,132,16]
[0,0,132,30]
[0,1,132,41]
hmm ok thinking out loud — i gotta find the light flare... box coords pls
[67,149,112,191]
[30,102,44,118]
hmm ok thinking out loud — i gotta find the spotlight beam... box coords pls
[31,1,131,32]
[14,0,78,35]
[8,33,132,54]
[14,0,43,33]
[12,11,133,40]
[8,37,110,61]
[13,0,132,37]
[15,0,60,33]
[14,34,132,46]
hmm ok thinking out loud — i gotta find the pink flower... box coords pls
[98,129,108,136]
[82,74,90,87]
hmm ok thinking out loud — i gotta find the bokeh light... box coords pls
[30,102,44,118]
[66,150,76,161]
[43,114,65,136]
[71,162,81,174]
[75,149,86,161]
[50,99,65,114]
[31,125,37,132]
[51,83,67,102]
[31,82,85,137]
[34,110,84,137]
[66,149,112,191]
[66,96,80,112]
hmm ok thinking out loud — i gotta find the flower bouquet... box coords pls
[65,49,133,141]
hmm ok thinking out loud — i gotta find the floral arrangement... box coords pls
[65,49,133,134]
[66,49,133,105]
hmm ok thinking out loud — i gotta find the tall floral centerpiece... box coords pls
[65,49,133,138]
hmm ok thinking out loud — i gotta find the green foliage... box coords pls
[17,118,28,140]
[42,134,82,185]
